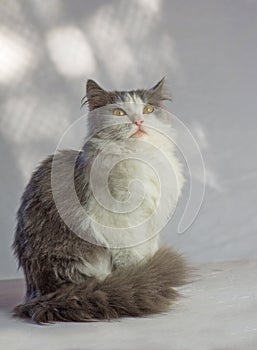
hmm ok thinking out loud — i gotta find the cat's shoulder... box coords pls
[27,149,80,188]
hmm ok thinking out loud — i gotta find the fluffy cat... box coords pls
[13,78,190,323]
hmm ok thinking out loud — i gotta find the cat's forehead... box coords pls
[114,92,145,113]
[116,91,144,104]
[121,91,144,104]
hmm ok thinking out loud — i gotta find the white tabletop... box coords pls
[0,260,257,350]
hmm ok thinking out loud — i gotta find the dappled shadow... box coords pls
[0,0,189,279]
[1,0,242,280]
[0,0,182,184]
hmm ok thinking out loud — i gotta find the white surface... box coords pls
[0,260,257,350]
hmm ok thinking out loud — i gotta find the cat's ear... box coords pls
[150,77,165,93]
[147,77,172,103]
[85,79,109,111]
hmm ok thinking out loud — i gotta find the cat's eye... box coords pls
[113,108,126,116]
[143,105,154,114]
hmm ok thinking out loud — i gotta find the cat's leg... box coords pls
[72,249,113,281]
[22,260,39,301]
[111,234,159,268]
[22,246,113,301]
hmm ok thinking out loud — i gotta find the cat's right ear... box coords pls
[85,79,108,111]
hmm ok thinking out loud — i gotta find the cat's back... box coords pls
[18,149,80,213]
[13,149,83,259]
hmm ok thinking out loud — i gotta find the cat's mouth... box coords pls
[130,128,147,138]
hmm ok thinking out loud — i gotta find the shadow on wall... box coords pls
[0,0,184,279]
[0,0,217,278]
[0,0,183,182]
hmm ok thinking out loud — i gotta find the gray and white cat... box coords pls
[13,79,190,323]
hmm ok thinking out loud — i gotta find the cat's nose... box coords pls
[134,119,144,126]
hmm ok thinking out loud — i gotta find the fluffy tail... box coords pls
[13,247,191,323]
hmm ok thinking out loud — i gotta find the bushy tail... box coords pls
[13,247,191,324]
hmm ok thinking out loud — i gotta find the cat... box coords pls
[13,78,190,323]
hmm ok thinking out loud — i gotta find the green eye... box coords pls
[143,105,154,114]
[113,108,126,116]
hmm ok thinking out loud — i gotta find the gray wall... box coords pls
[0,0,257,279]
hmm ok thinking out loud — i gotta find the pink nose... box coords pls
[135,119,143,126]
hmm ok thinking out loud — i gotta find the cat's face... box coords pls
[83,78,172,141]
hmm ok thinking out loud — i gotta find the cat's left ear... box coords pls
[148,77,172,103]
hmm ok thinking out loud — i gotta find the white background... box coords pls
[0,0,257,279]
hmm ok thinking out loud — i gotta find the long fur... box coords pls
[13,247,190,323]
[13,78,191,324]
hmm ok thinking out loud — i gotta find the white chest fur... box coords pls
[85,130,184,267]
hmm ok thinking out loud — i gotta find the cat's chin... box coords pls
[130,129,147,138]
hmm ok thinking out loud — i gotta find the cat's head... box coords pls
[83,78,172,140]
